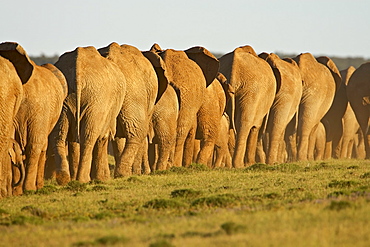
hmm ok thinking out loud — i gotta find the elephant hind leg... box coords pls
[245,126,259,166]
[114,140,142,177]
[24,143,44,191]
[36,148,47,190]
[91,137,110,181]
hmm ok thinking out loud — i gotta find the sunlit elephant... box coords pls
[308,121,326,160]
[190,73,234,167]
[292,53,339,161]
[219,45,276,167]
[147,44,219,168]
[98,43,164,177]
[194,72,234,166]
[259,53,303,164]
[213,113,234,168]
[53,45,126,184]
[0,55,23,197]
[316,57,344,159]
[346,62,370,159]
[0,42,68,192]
[340,66,365,159]
[143,50,179,171]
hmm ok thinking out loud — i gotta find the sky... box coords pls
[2,0,369,58]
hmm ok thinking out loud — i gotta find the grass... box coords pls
[1,159,370,246]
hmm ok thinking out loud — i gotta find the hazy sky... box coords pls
[2,0,369,58]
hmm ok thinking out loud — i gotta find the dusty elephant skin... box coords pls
[316,56,343,160]
[292,53,337,161]
[194,72,231,167]
[346,62,370,159]
[339,67,365,159]
[259,53,303,164]
[219,45,276,168]
[147,44,220,168]
[0,56,23,198]
[98,43,160,177]
[53,45,126,184]
[0,42,68,192]
[143,50,179,171]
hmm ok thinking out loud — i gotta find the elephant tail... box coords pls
[230,92,236,136]
[76,80,81,143]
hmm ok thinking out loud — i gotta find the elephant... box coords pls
[0,55,23,197]
[316,57,344,159]
[219,45,276,167]
[146,44,220,168]
[190,73,234,167]
[98,43,166,177]
[292,53,339,161]
[53,45,126,184]
[142,51,179,171]
[308,121,326,160]
[258,53,303,164]
[346,62,370,158]
[0,42,68,192]
[212,113,234,168]
[339,66,365,159]
[194,72,233,167]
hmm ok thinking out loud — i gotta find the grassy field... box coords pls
[1,160,370,247]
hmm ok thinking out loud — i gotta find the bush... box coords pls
[143,199,186,210]
[65,181,87,192]
[221,221,247,235]
[170,189,202,199]
[191,194,240,208]
[326,201,352,211]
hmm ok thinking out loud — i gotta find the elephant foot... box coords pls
[24,183,37,192]
[56,170,71,186]
[12,185,23,196]
[36,180,44,190]
[114,166,132,178]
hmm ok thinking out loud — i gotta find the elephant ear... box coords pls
[237,45,258,57]
[316,56,342,92]
[150,43,163,53]
[258,52,269,60]
[259,53,281,93]
[283,57,298,67]
[0,42,34,84]
[185,46,220,87]
[143,51,169,104]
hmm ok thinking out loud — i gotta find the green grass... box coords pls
[1,159,370,246]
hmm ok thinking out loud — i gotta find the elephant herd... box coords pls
[0,41,369,198]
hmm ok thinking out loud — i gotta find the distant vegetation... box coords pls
[29,54,58,66]
[275,53,370,71]
[31,53,370,71]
